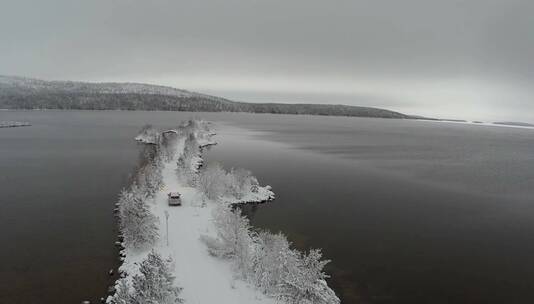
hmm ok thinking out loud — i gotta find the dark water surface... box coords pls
[205,115,534,304]
[1,111,534,304]
[0,111,195,303]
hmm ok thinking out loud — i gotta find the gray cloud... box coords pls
[1,0,533,121]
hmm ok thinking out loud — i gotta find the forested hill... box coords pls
[0,75,411,119]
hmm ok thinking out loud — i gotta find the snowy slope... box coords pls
[0,75,197,97]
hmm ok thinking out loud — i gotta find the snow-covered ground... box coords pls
[134,133,157,145]
[0,121,31,128]
[111,123,279,304]
[134,125,160,144]
[137,143,276,303]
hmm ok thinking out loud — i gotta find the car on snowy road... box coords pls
[167,192,182,206]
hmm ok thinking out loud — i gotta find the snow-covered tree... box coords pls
[250,177,260,193]
[251,231,337,304]
[207,205,338,303]
[198,162,227,200]
[131,251,183,304]
[110,252,183,304]
[136,158,163,198]
[227,168,253,199]
[118,185,159,250]
[278,249,332,304]
[174,131,203,186]
[252,231,295,295]
[175,150,197,187]
[198,164,261,200]
[160,132,179,161]
[183,133,200,162]
[211,205,255,277]
[194,120,213,143]
[109,279,132,304]
[135,124,159,144]
[180,119,200,136]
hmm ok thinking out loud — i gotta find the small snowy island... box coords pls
[0,121,31,128]
[108,120,339,304]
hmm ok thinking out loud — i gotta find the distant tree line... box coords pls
[0,76,411,119]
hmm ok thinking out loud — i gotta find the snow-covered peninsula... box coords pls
[108,120,339,304]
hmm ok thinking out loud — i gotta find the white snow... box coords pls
[134,126,160,144]
[134,133,158,144]
[0,121,31,128]
[112,124,277,304]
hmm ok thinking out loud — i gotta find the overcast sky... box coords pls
[1,0,533,121]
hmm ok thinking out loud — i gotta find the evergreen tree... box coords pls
[198,163,227,200]
[131,251,183,304]
[109,279,132,304]
[212,206,255,276]
[118,185,159,250]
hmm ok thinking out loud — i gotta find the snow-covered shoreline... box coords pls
[108,120,337,304]
[0,121,31,128]
[417,119,534,130]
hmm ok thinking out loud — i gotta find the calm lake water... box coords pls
[1,111,534,304]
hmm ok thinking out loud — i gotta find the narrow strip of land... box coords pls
[110,120,338,304]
